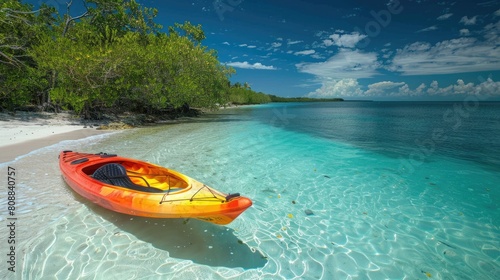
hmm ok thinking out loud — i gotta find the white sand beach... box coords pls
[0,112,108,163]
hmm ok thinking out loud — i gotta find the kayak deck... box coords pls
[59,151,252,225]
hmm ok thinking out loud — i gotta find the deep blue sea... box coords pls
[1,101,499,279]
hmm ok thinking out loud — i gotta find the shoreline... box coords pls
[0,106,244,163]
[0,111,111,163]
[0,128,109,163]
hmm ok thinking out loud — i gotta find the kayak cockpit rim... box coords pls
[79,161,191,194]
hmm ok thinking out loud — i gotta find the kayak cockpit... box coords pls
[92,163,164,192]
[81,161,189,193]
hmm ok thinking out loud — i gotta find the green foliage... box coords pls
[227,86,271,105]
[83,0,161,43]
[168,21,206,43]
[4,0,337,116]
[0,0,55,110]
[27,0,234,117]
[31,28,123,116]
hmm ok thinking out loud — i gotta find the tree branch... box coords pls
[62,1,90,37]
[0,50,24,67]
[0,8,42,15]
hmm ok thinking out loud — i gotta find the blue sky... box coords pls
[29,0,500,100]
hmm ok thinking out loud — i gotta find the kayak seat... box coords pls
[93,163,164,193]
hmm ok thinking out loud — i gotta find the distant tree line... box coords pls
[269,95,343,102]
[227,82,271,105]
[0,0,342,118]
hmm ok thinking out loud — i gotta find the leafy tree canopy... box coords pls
[2,0,322,117]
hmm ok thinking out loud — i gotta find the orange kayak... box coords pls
[59,151,252,225]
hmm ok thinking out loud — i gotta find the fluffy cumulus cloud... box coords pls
[364,81,406,96]
[297,48,379,79]
[299,15,500,99]
[412,79,500,97]
[306,79,363,98]
[323,32,367,48]
[388,36,500,75]
[426,78,500,97]
[226,61,277,70]
[307,78,500,99]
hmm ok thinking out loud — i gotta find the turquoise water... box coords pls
[1,102,499,279]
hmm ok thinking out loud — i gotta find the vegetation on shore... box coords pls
[1,0,342,121]
[269,95,343,103]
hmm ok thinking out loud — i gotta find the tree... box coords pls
[4,0,241,115]
[0,0,55,110]
[32,22,127,117]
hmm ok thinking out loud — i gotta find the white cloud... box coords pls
[460,15,478,25]
[222,42,230,45]
[294,50,316,56]
[238,44,257,49]
[271,42,282,48]
[389,37,500,75]
[306,79,363,98]
[323,39,334,47]
[427,80,440,95]
[307,78,500,98]
[495,9,500,17]
[226,61,277,70]
[417,25,438,32]
[415,83,427,94]
[396,82,427,97]
[323,32,367,48]
[401,79,499,97]
[365,81,406,96]
[297,48,380,79]
[402,41,432,51]
[300,49,381,98]
[428,78,500,96]
[483,20,500,42]
[437,13,453,20]
[474,78,500,96]
[311,53,325,60]
[287,40,303,45]
[459,29,470,36]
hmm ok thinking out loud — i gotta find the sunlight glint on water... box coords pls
[1,102,498,279]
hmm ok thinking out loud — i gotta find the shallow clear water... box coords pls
[1,102,499,279]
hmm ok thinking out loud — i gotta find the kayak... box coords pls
[59,151,252,225]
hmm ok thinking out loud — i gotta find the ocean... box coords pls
[1,101,499,279]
